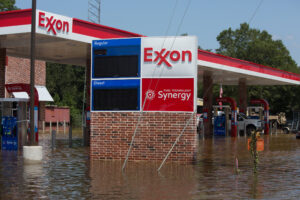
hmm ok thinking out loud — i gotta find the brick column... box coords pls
[203,71,213,137]
[238,78,247,114]
[90,112,197,163]
[84,58,91,146]
[0,49,6,97]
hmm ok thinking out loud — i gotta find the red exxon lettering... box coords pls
[38,12,69,35]
[144,48,192,67]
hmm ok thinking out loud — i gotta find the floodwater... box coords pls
[0,133,299,199]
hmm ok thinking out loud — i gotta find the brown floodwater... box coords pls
[0,133,299,199]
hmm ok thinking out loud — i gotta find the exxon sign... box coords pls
[36,10,72,37]
[144,48,192,67]
[141,36,198,78]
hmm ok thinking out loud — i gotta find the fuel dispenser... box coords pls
[0,99,28,150]
[212,105,230,136]
[216,97,237,137]
[1,116,18,150]
[250,99,269,135]
[5,83,39,142]
[214,115,226,136]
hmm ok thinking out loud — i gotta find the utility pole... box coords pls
[30,0,36,145]
[88,0,101,24]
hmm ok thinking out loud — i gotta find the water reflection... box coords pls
[90,161,198,200]
[0,133,299,199]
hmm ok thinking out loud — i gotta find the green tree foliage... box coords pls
[0,0,18,11]
[46,63,85,126]
[215,23,300,117]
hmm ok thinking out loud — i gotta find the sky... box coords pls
[15,0,300,66]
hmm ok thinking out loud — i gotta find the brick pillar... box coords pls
[0,49,6,97]
[239,78,247,114]
[203,71,213,137]
[84,58,91,146]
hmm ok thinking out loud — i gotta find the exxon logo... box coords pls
[38,11,70,35]
[144,48,192,67]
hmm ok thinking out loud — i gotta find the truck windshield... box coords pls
[239,113,249,119]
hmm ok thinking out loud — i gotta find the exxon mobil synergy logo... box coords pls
[38,11,70,35]
[146,89,192,101]
[144,48,192,67]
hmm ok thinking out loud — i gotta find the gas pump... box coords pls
[250,99,269,135]
[5,83,39,142]
[216,97,237,137]
[1,116,18,150]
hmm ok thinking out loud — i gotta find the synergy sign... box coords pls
[36,10,72,37]
[91,36,198,112]
[142,78,194,112]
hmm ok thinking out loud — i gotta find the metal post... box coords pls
[57,120,59,133]
[29,0,37,145]
[69,125,72,148]
[42,121,45,134]
[83,126,86,146]
[51,130,56,149]
[63,120,66,134]
[50,121,52,134]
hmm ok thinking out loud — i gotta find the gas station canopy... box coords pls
[198,50,300,85]
[1,9,300,86]
[0,9,142,66]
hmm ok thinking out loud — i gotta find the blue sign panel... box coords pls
[92,79,140,89]
[91,38,142,112]
[92,38,141,78]
[91,79,140,111]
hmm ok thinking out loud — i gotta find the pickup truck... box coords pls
[229,113,262,135]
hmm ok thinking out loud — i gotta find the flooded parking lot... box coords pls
[0,133,299,199]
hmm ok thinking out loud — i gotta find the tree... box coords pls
[216,23,299,73]
[46,63,85,126]
[0,0,18,11]
[216,23,300,117]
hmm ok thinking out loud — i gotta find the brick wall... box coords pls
[6,56,46,86]
[0,49,6,97]
[90,112,197,163]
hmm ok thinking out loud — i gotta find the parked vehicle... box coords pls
[229,113,262,135]
[269,112,287,129]
[282,111,300,134]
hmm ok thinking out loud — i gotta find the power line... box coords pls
[122,0,194,171]
[248,0,264,25]
[164,0,179,36]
